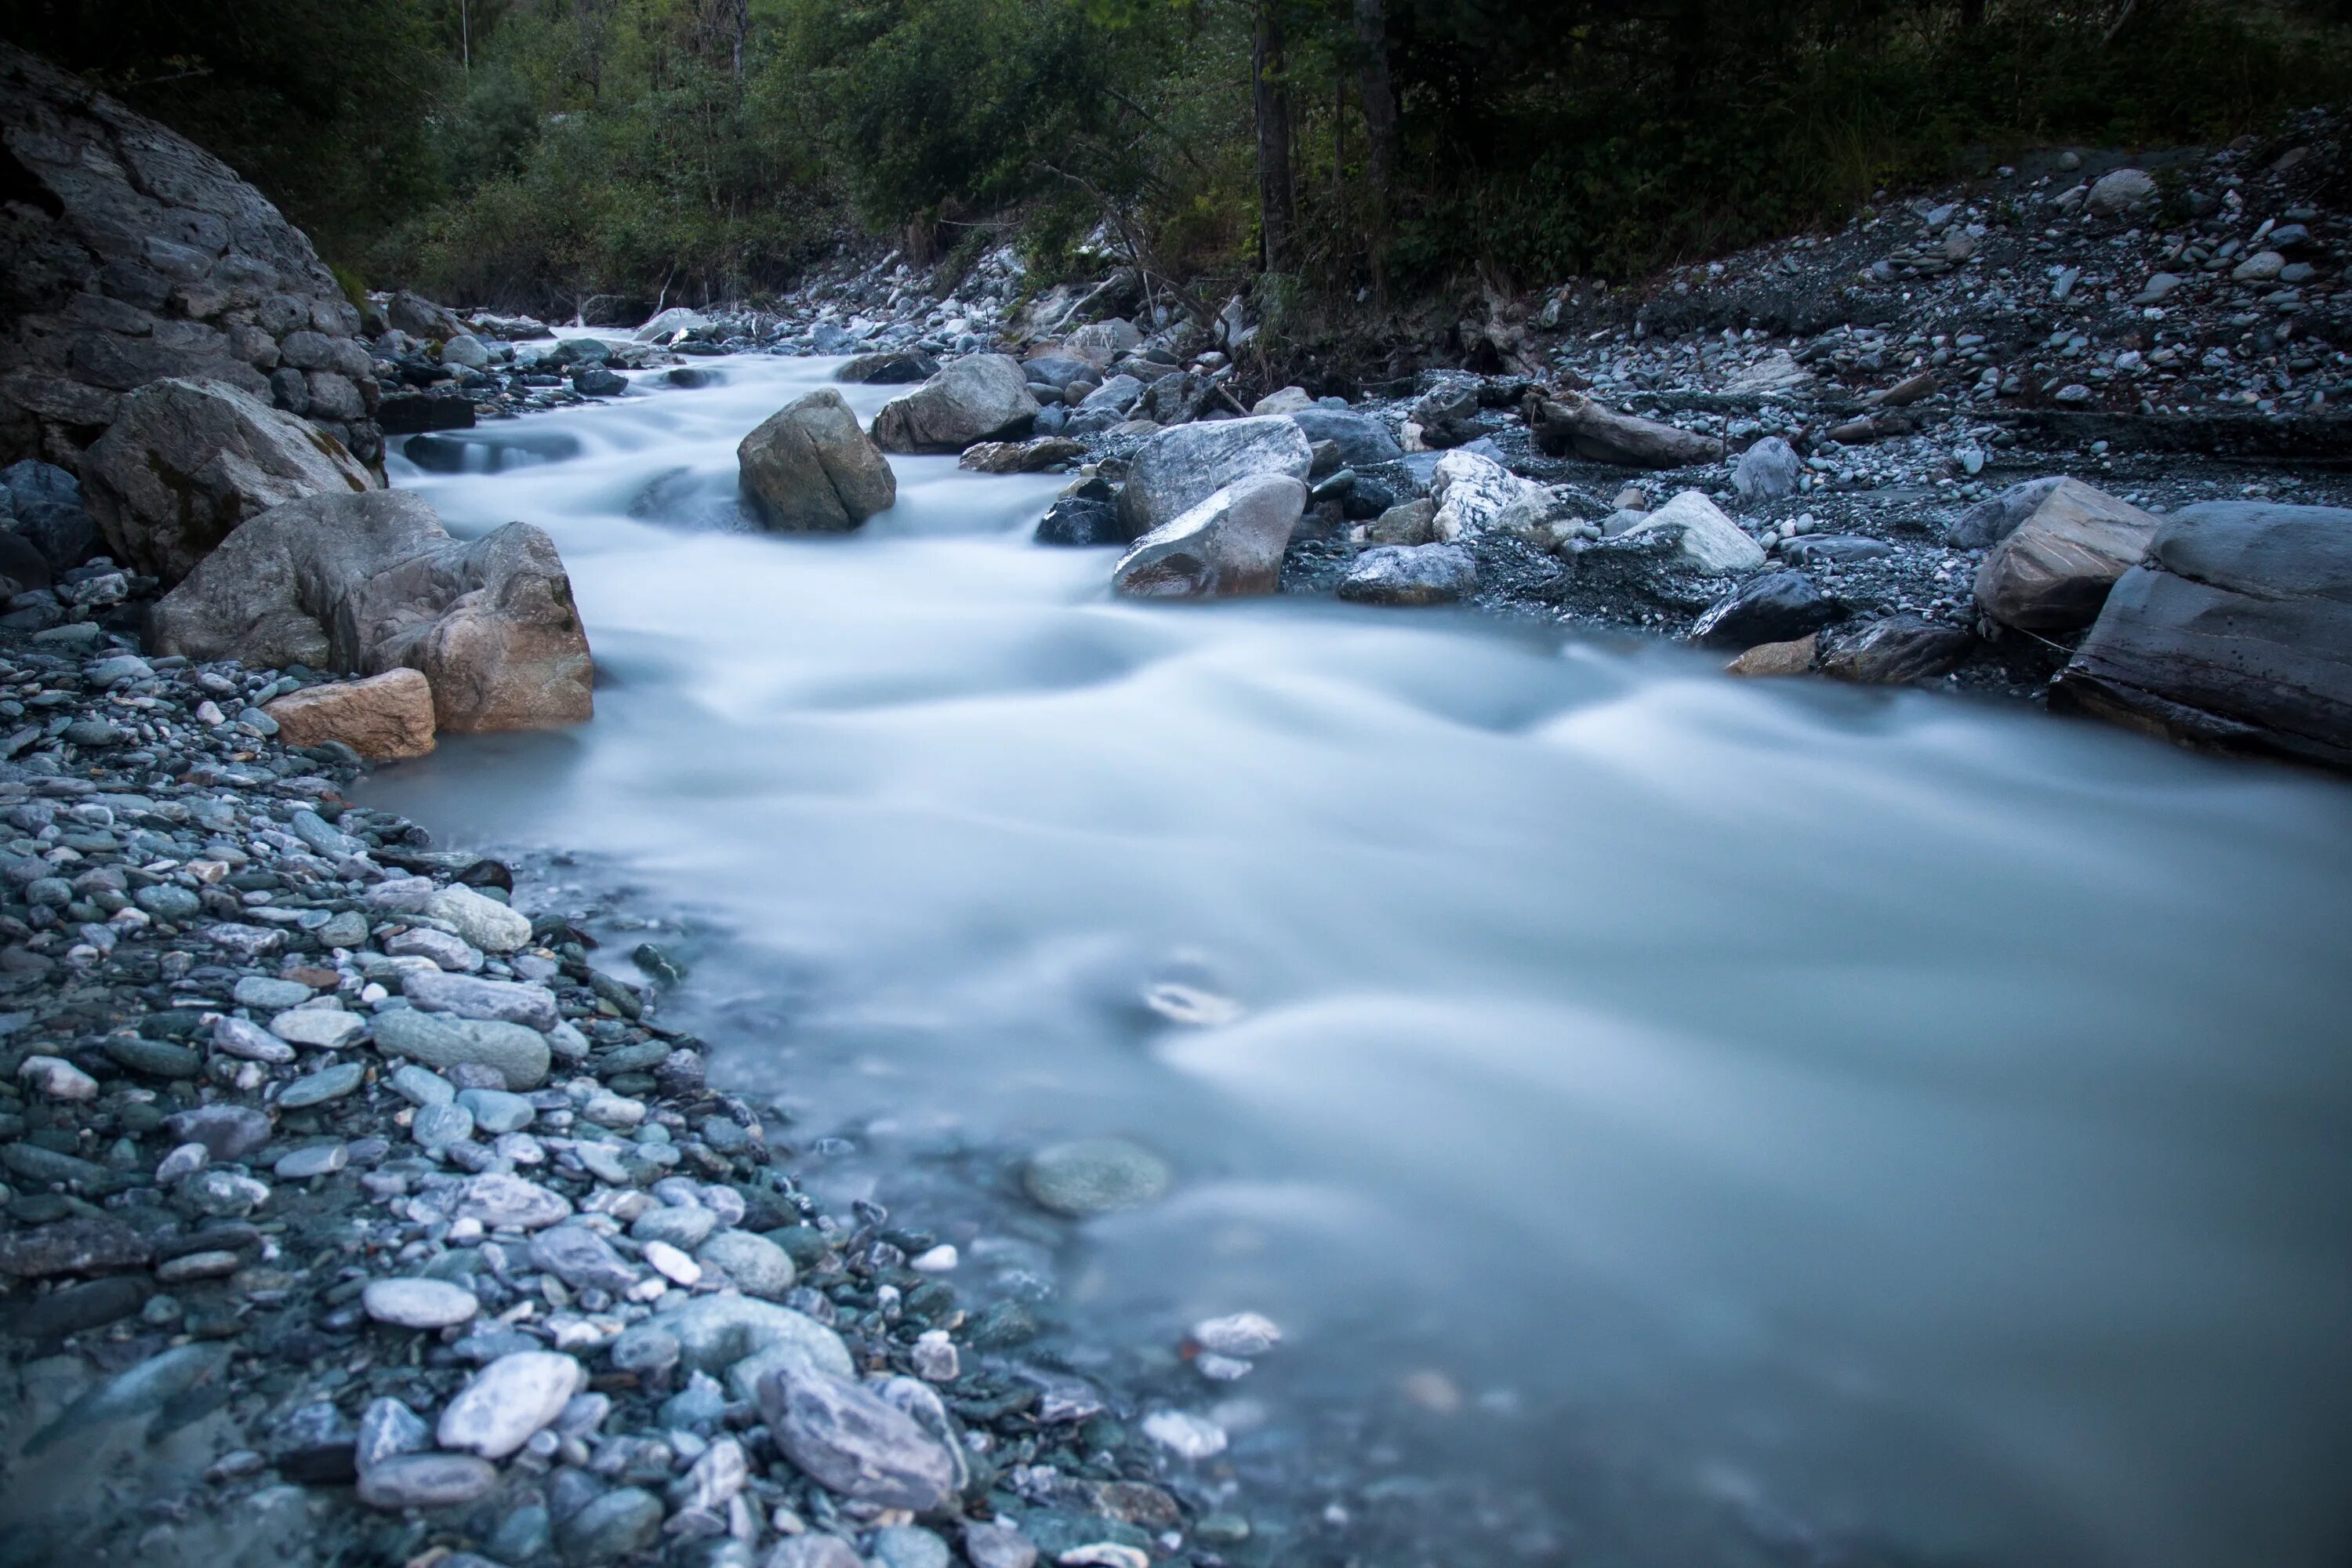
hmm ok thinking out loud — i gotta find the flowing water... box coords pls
[372,353,2352,1568]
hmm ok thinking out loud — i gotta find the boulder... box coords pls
[2084,168,2158,218]
[1288,409,1403,467]
[1428,450,1550,541]
[871,355,1039,453]
[0,459,98,569]
[960,438,1086,475]
[1817,615,1976,684]
[1112,475,1305,600]
[262,669,437,760]
[1690,570,1846,649]
[1252,387,1316,416]
[2053,503,2352,770]
[1949,476,2067,549]
[1337,544,1479,606]
[1117,416,1313,539]
[1732,437,1802,503]
[737,390,897,533]
[837,350,939,386]
[1035,480,1134,547]
[1366,498,1438,546]
[82,378,374,583]
[1973,481,2158,630]
[1617,492,1766,574]
[1078,375,1145,415]
[0,45,381,469]
[1526,390,1726,468]
[149,488,593,731]
[1725,634,1817,677]
[633,307,710,343]
[387,292,467,340]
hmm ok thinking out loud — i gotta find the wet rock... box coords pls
[4,1275,148,1340]
[738,390,898,533]
[2056,503,2352,770]
[1118,416,1313,539]
[80,379,373,584]
[1035,493,1134,547]
[165,1102,273,1160]
[1337,543,1479,606]
[555,1486,664,1563]
[1142,1409,1229,1459]
[962,437,1085,474]
[872,354,1040,453]
[437,1349,588,1457]
[1023,1137,1172,1216]
[962,1521,1040,1568]
[1528,390,1726,467]
[454,1171,574,1229]
[756,1368,959,1511]
[354,1396,431,1473]
[1691,570,1846,649]
[0,1215,153,1278]
[1974,481,2158,631]
[1617,492,1767,575]
[764,1536,866,1568]
[637,1291,851,1377]
[1112,475,1305,600]
[1818,615,1976,684]
[531,1223,641,1294]
[696,1229,797,1298]
[363,1276,481,1330]
[1726,634,1818,676]
[403,968,560,1029]
[376,1005,550,1087]
[149,488,593,733]
[355,1451,499,1510]
[837,350,940,385]
[872,1526,951,1568]
[263,669,438,760]
[26,1341,231,1453]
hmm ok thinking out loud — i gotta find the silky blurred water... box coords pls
[372,354,2352,1568]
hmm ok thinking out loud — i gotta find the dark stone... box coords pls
[1035,496,1135,547]
[1817,615,1976,684]
[0,1215,154,1278]
[2054,502,2352,770]
[3,1274,149,1340]
[572,368,627,397]
[1690,570,1847,649]
[376,390,476,435]
[1288,410,1404,467]
[578,296,653,329]
[837,351,938,386]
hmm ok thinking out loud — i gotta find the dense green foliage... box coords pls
[8,0,2350,314]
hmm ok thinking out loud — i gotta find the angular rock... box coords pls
[530,1225,641,1295]
[1528,390,1726,468]
[1691,570,1846,649]
[1337,544,1478,606]
[438,1350,587,1457]
[150,488,593,732]
[1429,450,1550,541]
[1973,481,2158,631]
[738,390,898,533]
[872,355,1039,453]
[960,437,1086,474]
[263,670,437,760]
[82,379,373,583]
[1618,492,1767,574]
[2055,503,2352,770]
[1112,476,1305,600]
[757,1369,959,1512]
[1035,494,1134,547]
[1818,615,1976,684]
[1732,437,1802,503]
[1119,416,1313,539]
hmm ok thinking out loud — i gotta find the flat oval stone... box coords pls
[362,1277,481,1330]
[234,976,314,1010]
[273,1142,349,1179]
[270,1007,368,1048]
[355,1451,499,1509]
[455,1087,535,1134]
[437,1350,586,1457]
[1022,1137,1172,1217]
[279,1061,365,1108]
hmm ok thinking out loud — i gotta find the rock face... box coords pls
[81,378,375,583]
[1527,390,1726,468]
[871,355,1039,453]
[2055,503,2352,770]
[1973,480,2158,630]
[0,45,382,469]
[1118,416,1314,539]
[737,390,897,533]
[261,669,437,760]
[1337,544,1478,605]
[1112,475,1305,600]
[149,489,593,732]
[1617,492,1766,574]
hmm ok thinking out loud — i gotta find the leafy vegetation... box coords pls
[9,0,2350,314]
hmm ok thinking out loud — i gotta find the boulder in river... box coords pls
[1616,492,1766,574]
[1526,390,1727,468]
[82,378,375,583]
[261,669,437,760]
[1117,416,1313,539]
[1112,474,1305,600]
[1690,569,1846,649]
[2054,502,2352,770]
[0,45,381,469]
[837,350,939,385]
[1337,543,1479,605]
[871,354,1040,453]
[149,488,593,732]
[961,437,1086,474]
[737,390,898,533]
[1817,615,1977,684]
[1973,480,2158,630]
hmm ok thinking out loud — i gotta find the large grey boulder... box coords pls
[1118,416,1313,539]
[0,45,382,469]
[738,390,897,532]
[386,292,467,340]
[1288,409,1403,467]
[1337,543,1479,605]
[1112,474,1305,600]
[871,355,1039,453]
[1617,492,1766,574]
[148,488,593,732]
[2055,503,2352,770]
[1973,480,2158,630]
[81,378,374,583]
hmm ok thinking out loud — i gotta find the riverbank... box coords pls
[0,629,1274,1568]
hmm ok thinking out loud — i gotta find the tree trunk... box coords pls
[1958,0,1985,26]
[1252,1,1297,274]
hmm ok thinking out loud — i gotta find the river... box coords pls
[370,351,2352,1568]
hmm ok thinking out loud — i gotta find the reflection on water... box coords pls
[368,354,2352,1568]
